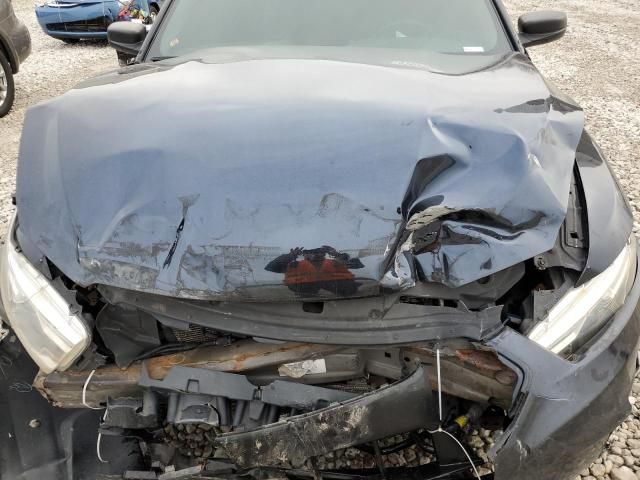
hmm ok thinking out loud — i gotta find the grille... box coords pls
[172,324,221,343]
[324,380,374,394]
[47,16,110,33]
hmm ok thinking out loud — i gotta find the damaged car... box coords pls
[1,1,639,479]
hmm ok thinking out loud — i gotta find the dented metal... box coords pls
[6,2,639,480]
[17,53,584,300]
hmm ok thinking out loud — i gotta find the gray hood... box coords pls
[17,53,584,301]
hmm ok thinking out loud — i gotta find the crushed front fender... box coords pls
[488,249,640,480]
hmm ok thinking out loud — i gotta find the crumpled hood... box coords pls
[17,53,584,301]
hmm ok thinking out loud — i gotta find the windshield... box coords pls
[147,0,511,71]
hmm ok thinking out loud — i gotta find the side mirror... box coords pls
[107,22,147,60]
[518,11,567,48]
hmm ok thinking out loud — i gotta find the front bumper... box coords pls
[161,268,640,480]
[1,255,639,480]
[34,3,117,40]
[488,248,640,480]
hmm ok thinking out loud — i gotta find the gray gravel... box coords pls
[0,0,639,478]
[0,0,117,229]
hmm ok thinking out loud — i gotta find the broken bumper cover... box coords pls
[216,366,436,468]
[1,267,639,480]
[186,257,640,479]
[1,270,639,480]
[489,250,640,480]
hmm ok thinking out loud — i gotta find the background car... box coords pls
[0,0,30,117]
[34,0,162,43]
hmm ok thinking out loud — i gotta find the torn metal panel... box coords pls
[17,54,583,299]
[215,367,436,467]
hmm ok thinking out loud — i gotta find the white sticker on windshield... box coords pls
[463,46,485,53]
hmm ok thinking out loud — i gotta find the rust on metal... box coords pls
[404,345,517,408]
[144,341,340,379]
[35,341,341,408]
[455,349,505,374]
[454,348,518,386]
[36,341,517,410]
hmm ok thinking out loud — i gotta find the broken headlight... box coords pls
[528,236,637,356]
[0,218,91,373]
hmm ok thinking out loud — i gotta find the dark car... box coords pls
[1,1,638,479]
[0,0,30,117]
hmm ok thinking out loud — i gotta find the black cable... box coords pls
[355,435,417,456]
[132,340,223,362]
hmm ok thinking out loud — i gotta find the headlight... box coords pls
[529,236,637,356]
[0,218,91,373]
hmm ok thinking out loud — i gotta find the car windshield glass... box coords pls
[147,0,512,70]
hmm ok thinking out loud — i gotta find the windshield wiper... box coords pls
[149,56,176,62]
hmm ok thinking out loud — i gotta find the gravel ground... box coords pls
[0,1,639,479]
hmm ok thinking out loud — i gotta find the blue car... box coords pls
[35,0,163,43]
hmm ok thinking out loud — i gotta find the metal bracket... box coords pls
[216,366,437,468]
[139,364,356,410]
